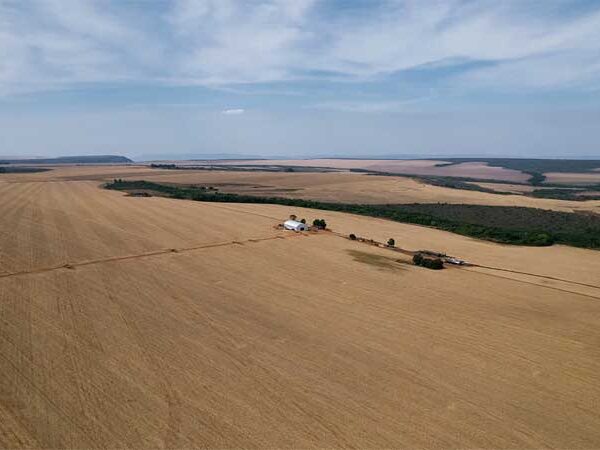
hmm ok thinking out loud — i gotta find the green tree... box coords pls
[312,219,327,229]
[430,258,444,270]
[387,238,395,247]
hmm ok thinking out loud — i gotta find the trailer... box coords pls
[446,257,466,265]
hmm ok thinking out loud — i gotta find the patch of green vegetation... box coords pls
[106,180,600,249]
[150,163,177,169]
[412,254,444,270]
[414,176,514,194]
[312,218,327,229]
[388,203,599,247]
[525,171,547,186]
[530,188,600,201]
[0,166,50,174]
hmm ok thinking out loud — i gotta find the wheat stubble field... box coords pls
[132,170,600,214]
[1,170,600,448]
[3,165,600,213]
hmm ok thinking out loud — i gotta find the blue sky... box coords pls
[1,0,599,159]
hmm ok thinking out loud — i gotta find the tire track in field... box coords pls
[469,264,600,290]
[0,233,299,281]
[193,201,285,221]
[0,183,45,271]
[462,267,600,300]
[103,269,183,449]
[99,184,198,245]
[0,347,102,448]
[62,182,147,259]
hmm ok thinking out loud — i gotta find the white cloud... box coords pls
[167,0,317,85]
[221,108,245,115]
[0,0,600,94]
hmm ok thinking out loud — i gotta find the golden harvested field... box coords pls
[1,168,600,449]
[544,172,600,185]
[207,158,531,182]
[170,158,450,169]
[466,182,538,194]
[6,165,599,213]
[122,169,600,214]
[0,164,166,183]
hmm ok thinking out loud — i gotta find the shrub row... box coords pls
[312,219,327,229]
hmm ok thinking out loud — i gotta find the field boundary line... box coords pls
[470,264,600,290]
[462,267,600,300]
[0,232,308,281]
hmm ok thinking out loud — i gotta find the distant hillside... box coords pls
[0,155,133,165]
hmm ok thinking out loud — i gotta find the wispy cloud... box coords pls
[0,0,162,95]
[1,0,600,95]
[310,92,436,113]
[221,108,245,115]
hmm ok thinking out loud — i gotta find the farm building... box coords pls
[284,220,308,231]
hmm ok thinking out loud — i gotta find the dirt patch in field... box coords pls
[347,249,408,271]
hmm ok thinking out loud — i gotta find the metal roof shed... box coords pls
[284,220,308,231]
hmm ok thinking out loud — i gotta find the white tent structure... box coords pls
[284,219,308,231]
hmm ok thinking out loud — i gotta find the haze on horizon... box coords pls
[1,0,599,160]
